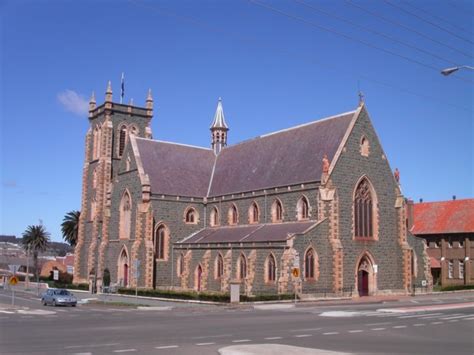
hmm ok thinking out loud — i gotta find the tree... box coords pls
[61,210,80,247]
[22,224,50,282]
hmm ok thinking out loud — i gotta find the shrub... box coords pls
[117,288,230,302]
[440,284,474,292]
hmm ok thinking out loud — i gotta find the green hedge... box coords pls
[117,288,295,303]
[440,284,474,292]
[66,283,89,291]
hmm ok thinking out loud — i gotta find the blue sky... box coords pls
[1,0,472,243]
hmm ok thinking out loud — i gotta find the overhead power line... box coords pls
[402,0,472,36]
[346,0,474,59]
[384,0,474,45]
[249,0,472,83]
[292,0,460,66]
[128,0,471,112]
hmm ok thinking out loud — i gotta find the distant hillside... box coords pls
[0,235,73,256]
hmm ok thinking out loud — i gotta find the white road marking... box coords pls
[196,342,215,346]
[371,328,386,331]
[348,330,363,333]
[113,350,136,353]
[430,321,443,325]
[0,310,15,314]
[192,334,232,340]
[397,313,441,319]
[264,337,283,340]
[72,353,92,355]
[463,317,474,320]
[440,315,472,320]
[365,322,392,326]
[412,324,425,327]
[290,327,321,332]
[448,320,459,323]
[65,343,120,349]
[294,334,312,338]
[392,325,407,329]
[232,339,251,343]
[410,300,419,303]
[155,345,179,349]
[323,332,339,335]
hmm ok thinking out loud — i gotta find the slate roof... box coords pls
[412,199,474,235]
[135,138,215,198]
[208,111,355,196]
[134,109,357,197]
[178,221,317,244]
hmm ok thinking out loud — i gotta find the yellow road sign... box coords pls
[9,276,18,286]
[292,268,300,278]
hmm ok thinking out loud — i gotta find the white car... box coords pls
[41,289,77,307]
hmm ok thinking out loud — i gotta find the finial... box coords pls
[358,91,365,106]
[89,91,96,111]
[322,154,330,174]
[394,168,400,184]
[146,89,153,109]
[105,81,113,102]
[210,97,228,130]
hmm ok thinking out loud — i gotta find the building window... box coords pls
[119,191,131,239]
[215,254,224,279]
[238,254,247,280]
[266,254,276,282]
[228,204,238,225]
[305,248,315,279]
[297,196,310,220]
[354,178,376,239]
[177,253,184,277]
[155,225,167,260]
[92,167,98,189]
[210,207,219,227]
[448,260,453,279]
[447,240,453,248]
[458,240,464,248]
[459,261,464,279]
[249,202,259,224]
[90,195,97,221]
[271,199,283,223]
[435,240,441,248]
[118,125,127,157]
[185,207,198,224]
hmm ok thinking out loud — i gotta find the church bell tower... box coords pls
[210,97,229,154]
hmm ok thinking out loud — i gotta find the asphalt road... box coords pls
[0,290,473,355]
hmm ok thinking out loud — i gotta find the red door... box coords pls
[358,270,369,296]
[124,263,129,287]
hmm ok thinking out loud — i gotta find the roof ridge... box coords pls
[135,136,212,151]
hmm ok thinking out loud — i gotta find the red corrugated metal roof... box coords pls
[412,199,474,235]
[430,257,441,268]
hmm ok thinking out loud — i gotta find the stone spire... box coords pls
[105,81,113,102]
[89,91,96,112]
[146,89,153,109]
[210,97,229,154]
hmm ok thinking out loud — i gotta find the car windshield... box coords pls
[54,290,71,296]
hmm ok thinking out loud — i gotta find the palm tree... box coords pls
[61,210,80,247]
[22,224,50,282]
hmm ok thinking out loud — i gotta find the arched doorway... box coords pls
[118,247,130,287]
[196,265,203,292]
[356,254,375,296]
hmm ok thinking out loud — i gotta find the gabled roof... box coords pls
[177,221,317,244]
[133,108,358,197]
[412,199,474,235]
[134,138,215,198]
[208,111,356,196]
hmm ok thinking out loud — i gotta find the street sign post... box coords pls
[292,253,300,304]
[134,260,140,303]
[9,276,18,306]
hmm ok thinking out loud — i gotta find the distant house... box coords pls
[412,199,474,286]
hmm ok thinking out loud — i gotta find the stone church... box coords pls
[74,82,431,297]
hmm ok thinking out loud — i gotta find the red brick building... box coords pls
[412,199,474,287]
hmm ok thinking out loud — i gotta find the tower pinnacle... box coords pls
[89,91,96,112]
[146,89,153,109]
[210,97,229,154]
[105,81,113,102]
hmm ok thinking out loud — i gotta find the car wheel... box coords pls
[42,299,47,306]
[72,304,76,307]
[52,300,57,307]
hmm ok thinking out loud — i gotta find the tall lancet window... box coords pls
[210,207,219,227]
[228,204,238,225]
[272,199,283,223]
[297,196,310,220]
[119,191,132,239]
[155,225,167,260]
[249,202,259,224]
[354,178,376,239]
[118,125,127,157]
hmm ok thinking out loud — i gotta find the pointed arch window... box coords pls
[354,178,375,239]
[249,202,260,224]
[210,207,219,227]
[119,191,131,239]
[118,125,127,157]
[272,199,283,223]
[185,207,198,224]
[92,167,98,189]
[215,254,224,279]
[238,254,247,280]
[266,254,276,282]
[177,253,184,277]
[297,196,310,220]
[155,225,167,260]
[90,195,97,221]
[118,248,129,287]
[228,204,238,225]
[92,125,101,160]
[305,248,315,279]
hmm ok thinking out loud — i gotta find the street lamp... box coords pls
[441,65,474,76]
